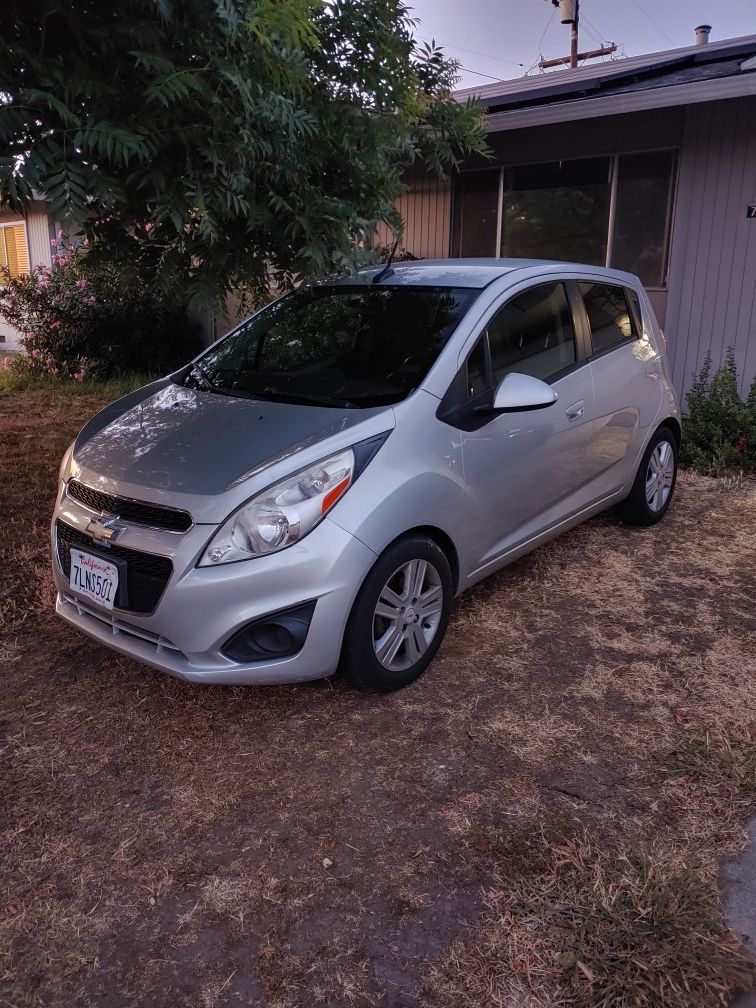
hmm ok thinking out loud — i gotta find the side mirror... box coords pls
[492,372,557,412]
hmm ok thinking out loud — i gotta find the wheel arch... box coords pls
[658,416,682,448]
[387,525,461,595]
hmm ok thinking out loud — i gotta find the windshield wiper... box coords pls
[185,366,239,397]
[185,364,216,391]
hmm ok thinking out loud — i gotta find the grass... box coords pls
[1,388,756,1007]
[0,366,154,399]
[426,837,755,1008]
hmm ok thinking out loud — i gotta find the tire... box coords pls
[341,535,453,692]
[617,425,678,526]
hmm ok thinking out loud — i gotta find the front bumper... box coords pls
[51,486,378,685]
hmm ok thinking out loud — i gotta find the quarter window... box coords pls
[487,282,577,383]
[579,282,638,354]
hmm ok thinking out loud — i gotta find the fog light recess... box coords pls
[222,602,316,663]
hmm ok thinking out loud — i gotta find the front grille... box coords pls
[67,479,192,533]
[56,520,173,615]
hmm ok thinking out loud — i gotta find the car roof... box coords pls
[331,258,640,290]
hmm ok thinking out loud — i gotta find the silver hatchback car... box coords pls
[52,259,680,691]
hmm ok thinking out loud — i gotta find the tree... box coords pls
[1,0,486,306]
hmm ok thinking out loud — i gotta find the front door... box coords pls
[455,281,598,573]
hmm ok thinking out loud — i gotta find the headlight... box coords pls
[199,448,355,565]
[59,441,75,484]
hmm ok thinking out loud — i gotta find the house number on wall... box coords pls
[748,205,756,219]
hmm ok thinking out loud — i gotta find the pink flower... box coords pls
[75,278,88,289]
[73,370,86,382]
[84,295,96,306]
[49,320,62,329]
[30,348,42,358]
[2,356,13,369]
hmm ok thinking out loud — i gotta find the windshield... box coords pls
[186,284,478,408]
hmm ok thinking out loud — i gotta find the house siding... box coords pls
[375,169,451,259]
[665,96,756,396]
[388,100,756,396]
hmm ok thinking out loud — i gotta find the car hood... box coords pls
[72,381,391,506]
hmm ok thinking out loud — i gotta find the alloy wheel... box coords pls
[372,559,444,671]
[645,439,675,512]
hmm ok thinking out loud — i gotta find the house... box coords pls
[377,28,756,396]
[0,202,55,351]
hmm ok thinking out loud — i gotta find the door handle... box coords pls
[566,401,584,422]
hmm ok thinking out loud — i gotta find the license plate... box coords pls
[69,549,119,610]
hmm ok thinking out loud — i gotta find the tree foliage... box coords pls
[1,0,486,306]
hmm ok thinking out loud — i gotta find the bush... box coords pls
[680,349,756,476]
[0,243,201,381]
[0,353,152,399]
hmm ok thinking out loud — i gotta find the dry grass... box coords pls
[1,390,756,1007]
[425,836,756,1008]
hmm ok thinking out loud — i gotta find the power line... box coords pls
[580,13,609,47]
[459,66,504,81]
[418,35,525,69]
[626,0,676,47]
[537,7,557,56]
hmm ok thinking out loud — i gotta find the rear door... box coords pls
[578,280,665,497]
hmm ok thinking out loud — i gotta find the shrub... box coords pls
[680,349,756,476]
[0,243,201,380]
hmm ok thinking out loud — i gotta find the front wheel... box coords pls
[617,425,678,526]
[341,536,453,692]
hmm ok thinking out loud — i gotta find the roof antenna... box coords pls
[372,239,399,285]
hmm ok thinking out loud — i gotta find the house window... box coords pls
[0,222,31,280]
[501,158,611,266]
[610,151,676,287]
[452,151,677,288]
[452,169,500,258]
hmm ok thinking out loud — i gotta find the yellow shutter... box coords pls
[1,224,31,278]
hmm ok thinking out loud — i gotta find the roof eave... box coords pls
[484,73,756,133]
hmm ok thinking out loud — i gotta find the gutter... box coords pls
[484,73,756,133]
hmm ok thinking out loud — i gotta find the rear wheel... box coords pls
[341,536,453,692]
[617,425,678,526]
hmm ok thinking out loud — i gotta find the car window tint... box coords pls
[487,282,577,383]
[579,282,638,354]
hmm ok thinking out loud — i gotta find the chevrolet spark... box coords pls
[52,259,680,692]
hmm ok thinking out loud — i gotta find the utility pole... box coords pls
[539,0,617,70]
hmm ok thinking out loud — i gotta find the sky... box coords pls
[407,0,756,89]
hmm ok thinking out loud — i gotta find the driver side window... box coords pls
[487,282,577,383]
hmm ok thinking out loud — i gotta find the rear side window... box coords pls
[487,282,577,383]
[579,282,638,354]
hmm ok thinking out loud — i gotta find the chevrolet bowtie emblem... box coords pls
[85,514,124,545]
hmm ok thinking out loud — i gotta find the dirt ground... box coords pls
[2,388,756,1008]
